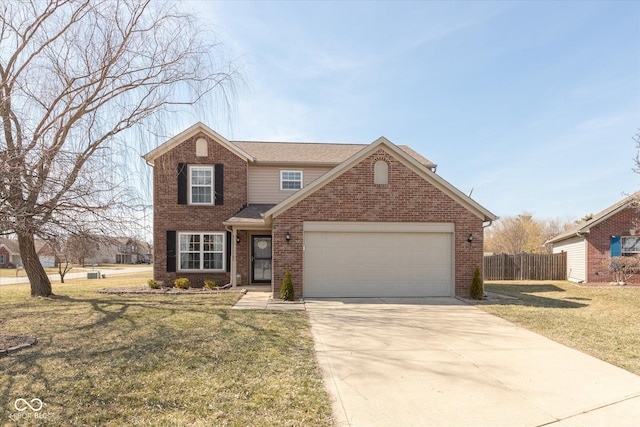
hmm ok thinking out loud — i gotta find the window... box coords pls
[621,236,640,255]
[280,170,303,190]
[178,232,225,271]
[0,254,5,265]
[190,166,214,204]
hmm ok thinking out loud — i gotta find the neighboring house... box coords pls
[143,122,496,298]
[0,238,21,268]
[115,238,152,264]
[548,193,639,283]
[0,238,57,268]
[84,237,152,265]
[34,240,57,268]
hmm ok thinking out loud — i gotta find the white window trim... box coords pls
[0,254,5,264]
[189,165,214,205]
[280,170,303,191]
[621,236,640,255]
[177,232,225,272]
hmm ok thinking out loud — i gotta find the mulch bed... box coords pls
[0,335,37,355]
[97,286,247,295]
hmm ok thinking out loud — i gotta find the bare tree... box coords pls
[0,0,239,296]
[633,130,640,174]
[485,213,575,254]
[47,235,74,283]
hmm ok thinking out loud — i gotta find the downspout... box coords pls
[224,225,238,288]
[482,220,494,297]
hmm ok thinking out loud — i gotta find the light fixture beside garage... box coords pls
[286,231,291,242]
[467,233,473,243]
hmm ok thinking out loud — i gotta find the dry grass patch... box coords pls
[0,274,333,426]
[475,281,640,376]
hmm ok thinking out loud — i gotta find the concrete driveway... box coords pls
[306,297,640,427]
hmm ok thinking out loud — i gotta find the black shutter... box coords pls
[226,230,232,272]
[214,164,224,205]
[177,163,187,205]
[166,231,176,272]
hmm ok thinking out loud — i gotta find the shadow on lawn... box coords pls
[483,283,589,309]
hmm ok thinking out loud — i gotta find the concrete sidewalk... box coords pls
[306,297,640,427]
[232,290,306,311]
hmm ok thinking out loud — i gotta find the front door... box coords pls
[252,235,272,283]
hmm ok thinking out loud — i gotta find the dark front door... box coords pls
[252,235,272,283]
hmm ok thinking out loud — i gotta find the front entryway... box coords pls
[251,235,272,283]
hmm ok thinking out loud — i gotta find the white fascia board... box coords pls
[143,122,254,163]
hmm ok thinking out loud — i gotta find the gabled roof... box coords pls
[0,238,20,255]
[143,122,436,168]
[143,122,255,163]
[263,136,496,223]
[547,192,640,244]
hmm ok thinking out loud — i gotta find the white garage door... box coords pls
[303,222,454,298]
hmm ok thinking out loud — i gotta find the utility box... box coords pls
[87,271,101,279]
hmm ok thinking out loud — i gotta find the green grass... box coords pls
[475,281,640,376]
[0,263,151,278]
[0,273,333,426]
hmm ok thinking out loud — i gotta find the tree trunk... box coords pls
[17,232,53,297]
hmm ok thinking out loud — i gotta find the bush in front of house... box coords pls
[280,269,294,301]
[147,279,160,289]
[204,279,218,290]
[470,267,483,300]
[174,278,190,289]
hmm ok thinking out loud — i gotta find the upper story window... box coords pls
[190,166,214,204]
[280,170,303,190]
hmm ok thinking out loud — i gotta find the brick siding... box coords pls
[0,247,10,268]
[586,206,640,283]
[271,149,485,298]
[152,133,247,287]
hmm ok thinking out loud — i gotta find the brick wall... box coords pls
[271,149,485,298]
[0,247,10,267]
[152,132,247,287]
[586,205,640,283]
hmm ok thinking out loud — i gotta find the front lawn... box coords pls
[476,281,640,376]
[0,273,333,426]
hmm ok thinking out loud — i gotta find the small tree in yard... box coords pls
[470,267,483,300]
[606,256,640,285]
[280,269,295,301]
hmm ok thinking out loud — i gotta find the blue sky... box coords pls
[174,0,639,222]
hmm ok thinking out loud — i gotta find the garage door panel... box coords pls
[304,229,453,298]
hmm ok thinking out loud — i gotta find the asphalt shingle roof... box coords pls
[232,141,436,168]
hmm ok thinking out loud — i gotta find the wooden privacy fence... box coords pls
[483,252,567,280]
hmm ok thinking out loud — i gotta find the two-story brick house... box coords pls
[144,122,496,298]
